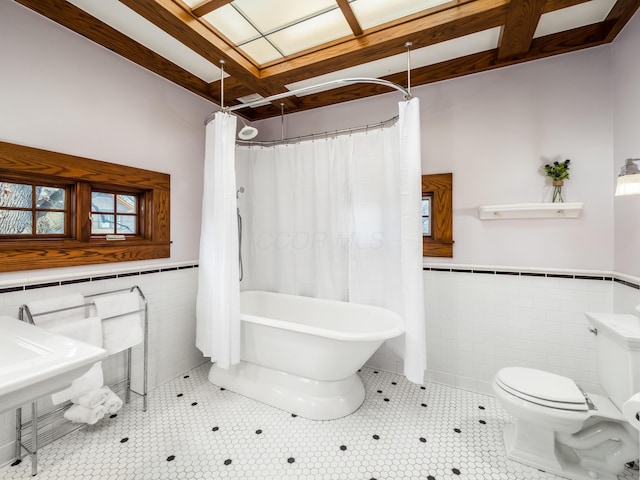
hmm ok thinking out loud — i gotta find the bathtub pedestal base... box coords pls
[208,361,365,420]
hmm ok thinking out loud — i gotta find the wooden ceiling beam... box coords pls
[603,0,640,42]
[259,0,510,84]
[497,0,547,60]
[191,0,233,18]
[244,22,609,120]
[336,0,363,37]
[14,0,214,103]
[118,0,258,79]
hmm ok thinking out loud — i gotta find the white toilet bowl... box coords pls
[493,367,639,480]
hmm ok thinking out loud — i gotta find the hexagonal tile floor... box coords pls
[1,364,638,479]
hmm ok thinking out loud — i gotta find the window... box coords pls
[422,173,453,257]
[0,141,170,272]
[91,191,140,236]
[421,195,431,236]
[1,181,70,237]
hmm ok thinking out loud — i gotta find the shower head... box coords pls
[238,119,258,140]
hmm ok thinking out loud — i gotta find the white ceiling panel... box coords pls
[68,0,224,82]
[534,0,617,38]
[286,28,501,95]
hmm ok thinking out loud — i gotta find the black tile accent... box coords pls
[92,274,117,281]
[191,402,198,406]
[451,268,472,273]
[184,375,190,378]
[177,393,183,397]
[161,267,178,272]
[419,437,427,443]
[339,445,347,451]
[429,267,451,272]
[291,413,297,417]
[421,403,427,407]
[287,457,295,464]
[452,468,461,475]
[546,273,574,279]
[140,269,160,275]
[575,275,605,280]
[372,435,380,440]
[255,429,262,434]
[478,406,485,410]
[110,414,117,419]
[0,286,24,294]
[178,265,194,270]
[614,278,640,289]
[120,438,129,443]
[495,271,520,276]
[10,459,22,467]
[471,269,495,274]
[167,455,175,462]
[520,272,546,277]
[212,427,219,432]
[454,428,461,433]
[420,386,426,390]
[224,459,232,465]
[376,390,383,394]
[61,277,91,285]
[383,398,390,402]
[25,281,60,290]
[479,420,486,424]
[427,476,436,480]
[117,272,139,278]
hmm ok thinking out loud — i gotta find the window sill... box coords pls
[422,238,453,257]
[0,241,170,272]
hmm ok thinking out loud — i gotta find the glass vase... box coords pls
[552,180,564,203]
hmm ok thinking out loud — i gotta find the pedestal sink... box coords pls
[0,315,107,414]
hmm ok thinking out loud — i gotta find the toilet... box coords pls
[493,311,640,480]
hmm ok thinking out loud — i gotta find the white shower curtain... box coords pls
[236,98,426,383]
[196,111,240,369]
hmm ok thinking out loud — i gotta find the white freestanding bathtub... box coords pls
[208,290,404,420]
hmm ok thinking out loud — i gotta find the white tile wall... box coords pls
[423,268,614,395]
[0,263,206,466]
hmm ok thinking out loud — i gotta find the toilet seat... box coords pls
[495,367,588,412]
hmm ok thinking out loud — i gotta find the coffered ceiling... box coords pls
[15,0,639,120]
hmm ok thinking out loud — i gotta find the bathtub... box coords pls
[208,290,404,420]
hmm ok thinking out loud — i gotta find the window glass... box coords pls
[0,181,67,236]
[422,197,431,236]
[91,191,138,236]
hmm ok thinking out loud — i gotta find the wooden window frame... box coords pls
[0,141,170,272]
[422,173,453,258]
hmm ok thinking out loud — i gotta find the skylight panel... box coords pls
[267,9,352,57]
[202,4,260,44]
[239,38,283,64]
[233,0,337,34]
[350,0,451,30]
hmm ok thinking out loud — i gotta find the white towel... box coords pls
[64,404,106,425]
[46,316,103,348]
[26,293,87,328]
[71,387,109,409]
[51,362,104,405]
[94,292,144,354]
[101,387,123,414]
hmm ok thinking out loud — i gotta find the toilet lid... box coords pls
[496,367,588,411]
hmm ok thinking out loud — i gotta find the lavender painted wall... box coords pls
[612,9,640,281]
[0,1,214,282]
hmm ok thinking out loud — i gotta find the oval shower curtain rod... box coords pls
[204,77,411,125]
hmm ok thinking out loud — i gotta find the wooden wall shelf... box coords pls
[478,202,584,220]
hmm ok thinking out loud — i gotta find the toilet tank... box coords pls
[585,312,640,410]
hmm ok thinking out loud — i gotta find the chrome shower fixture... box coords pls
[238,119,258,140]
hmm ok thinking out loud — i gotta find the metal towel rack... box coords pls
[14,285,149,476]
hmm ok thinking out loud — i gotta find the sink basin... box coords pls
[0,316,107,414]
